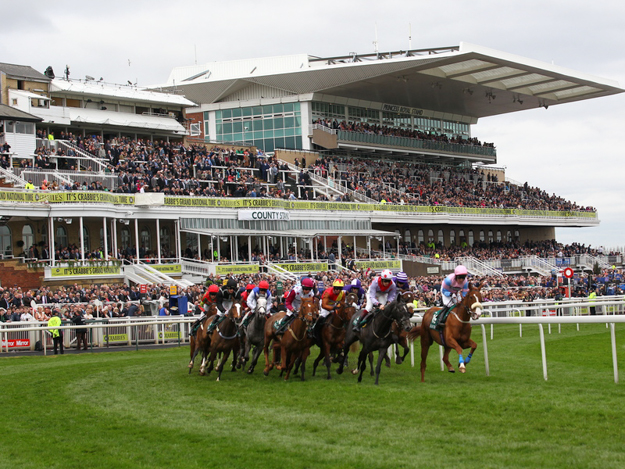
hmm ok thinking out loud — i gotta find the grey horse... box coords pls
[239,296,268,374]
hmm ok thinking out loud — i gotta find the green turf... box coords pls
[1,323,624,469]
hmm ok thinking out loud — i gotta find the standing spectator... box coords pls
[71,308,88,351]
[48,310,64,355]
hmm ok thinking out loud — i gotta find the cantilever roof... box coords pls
[160,43,623,119]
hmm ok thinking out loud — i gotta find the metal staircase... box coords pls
[456,256,504,277]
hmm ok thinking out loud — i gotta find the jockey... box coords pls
[313,279,345,339]
[353,269,397,332]
[240,283,255,306]
[393,271,410,293]
[275,277,316,333]
[246,280,272,312]
[190,284,220,336]
[343,278,366,306]
[438,265,469,323]
[216,278,243,313]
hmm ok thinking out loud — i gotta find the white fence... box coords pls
[3,298,624,384]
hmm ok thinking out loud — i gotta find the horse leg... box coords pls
[441,346,456,373]
[249,344,262,374]
[262,338,272,376]
[384,349,391,368]
[323,341,332,380]
[463,339,478,366]
[420,336,432,383]
[217,350,230,381]
[369,352,375,376]
[357,350,367,383]
[375,346,389,385]
[284,351,297,381]
[231,344,239,372]
[300,348,310,382]
[189,343,199,374]
[445,337,466,373]
[312,349,324,377]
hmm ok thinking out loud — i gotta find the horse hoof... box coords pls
[247,368,254,374]
[351,369,358,375]
[459,364,466,373]
[336,368,343,375]
[448,369,455,373]
[216,377,220,382]
[263,369,269,376]
[385,362,391,368]
[395,358,403,365]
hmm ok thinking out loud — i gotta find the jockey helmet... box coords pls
[454,265,468,276]
[246,283,255,291]
[350,278,361,288]
[301,277,314,288]
[380,269,393,280]
[226,278,238,289]
[332,279,344,288]
[396,272,408,283]
[258,280,270,290]
[208,284,220,294]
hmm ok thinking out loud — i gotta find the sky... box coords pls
[2,0,624,250]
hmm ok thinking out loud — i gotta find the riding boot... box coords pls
[353,310,368,332]
[207,314,224,335]
[438,305,450,327]
[190,315,206,336]
[275,314,292,333]
[313,316,326,341]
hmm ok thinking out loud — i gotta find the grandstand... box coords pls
[0,43,622,289]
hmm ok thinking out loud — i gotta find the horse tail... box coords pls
[406,325,421,342]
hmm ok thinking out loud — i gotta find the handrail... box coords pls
[55,140,108,173]
[0,166,27,187]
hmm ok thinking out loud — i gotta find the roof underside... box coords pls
[164,43,623,119]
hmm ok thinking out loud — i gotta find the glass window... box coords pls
[285,136,295,149]
[274,137,284,149]
[284,116,294,128]
[437,230,444,245]
[121,227,130,249]
[262,105,273,115]
[468,230,474,247]
[22,224,34,252]
[264,119,273,130]
[140,227,151,251]
[233,121,243,133]
[82,227,90,251]
[449,230,456,246]
[417,230,424,245]
[223,122,232,134]
[479,231,485,242]
[272,104,283,113]
[283,103,294,112]
[274,117,284,129]
[496,231,502,242]
[0,226,11,255]
[242,107,252,117]
[232,108,242,118]
[253,120,263,131]
[55,225,68,248]
[274,128,284,138]
[222,109,231,118]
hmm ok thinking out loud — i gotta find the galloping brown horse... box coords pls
[263,297,319,381]
[414,282,484,382]
[188,303,218,374]
[312,292,358,379]
[203,300,243,381]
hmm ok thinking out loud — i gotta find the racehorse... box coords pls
[239,296,268,374]
[312,292,357,379]
[413,281,484,382]
[337,292,415,377]
[203,300,243,381]
[188,303,218,374]
[263,297,319,381]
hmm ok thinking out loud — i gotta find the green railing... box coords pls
[337,130,497,158]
